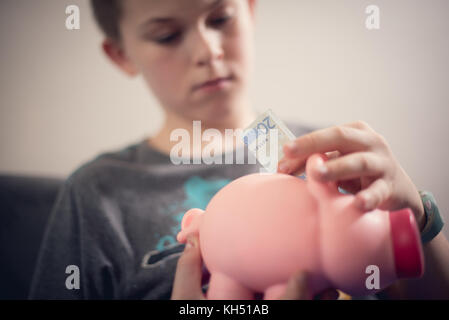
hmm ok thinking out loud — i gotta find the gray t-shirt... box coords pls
[28,122,314,299]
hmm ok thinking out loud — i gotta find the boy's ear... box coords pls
[102,39,139,77]
[247,0,257,21]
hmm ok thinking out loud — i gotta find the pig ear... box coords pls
[181,208,204,230]
[176,208,205,244]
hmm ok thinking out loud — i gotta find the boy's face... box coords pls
[113,0,255,126]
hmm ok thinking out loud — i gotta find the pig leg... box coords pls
[207,272,254,300]
[263,283,288,300]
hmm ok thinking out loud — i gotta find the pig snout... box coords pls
[176,208,205,244]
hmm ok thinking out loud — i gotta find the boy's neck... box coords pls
[147,106,257,158]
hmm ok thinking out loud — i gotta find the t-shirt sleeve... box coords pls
[28,172,134,299]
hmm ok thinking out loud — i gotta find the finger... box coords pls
[278,149,339,175]
[336,290,352,300]
[325,150,341,160]
[277,157,305,175]
[344,120,372,130]
[291,163,307,177]
[280,271,311,300]
[314,152,385,182]
[278,150,342,176]
[355,178,392,212]
[283,126,374,159]
[171,235,205,300]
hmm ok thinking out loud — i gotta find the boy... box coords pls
[29,0,449,299]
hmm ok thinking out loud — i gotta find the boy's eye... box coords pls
[155,31,181,44]
[208,4,236,28]
[208,15,232,27]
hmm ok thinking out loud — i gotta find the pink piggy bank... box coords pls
[176,154,424,299]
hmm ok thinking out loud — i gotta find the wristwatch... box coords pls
[419,191,445,244]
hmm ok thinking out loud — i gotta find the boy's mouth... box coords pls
[192,76,234,92]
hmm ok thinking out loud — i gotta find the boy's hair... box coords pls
[91,0,123,41]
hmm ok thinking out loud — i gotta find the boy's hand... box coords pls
[280,271,339,300]
[277,121,426,229]
[171,235,206,300]
[171,235,338,300]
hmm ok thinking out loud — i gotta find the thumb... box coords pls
[280,271,311,300]
[171,234,205,300]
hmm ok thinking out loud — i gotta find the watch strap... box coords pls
[419,191,444,244]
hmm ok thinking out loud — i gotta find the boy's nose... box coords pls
[190,29,224,67]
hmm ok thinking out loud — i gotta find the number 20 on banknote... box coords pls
[243,109,297,174]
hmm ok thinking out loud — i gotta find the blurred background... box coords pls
[0,0,448,236]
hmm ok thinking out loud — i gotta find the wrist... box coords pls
[415,199,427,232]
[409,190,427,232]
[418,190,445,244]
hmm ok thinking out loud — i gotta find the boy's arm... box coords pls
[28,175,133,299]
[29,178,84,299]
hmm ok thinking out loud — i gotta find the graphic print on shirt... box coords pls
[154,176,231,252]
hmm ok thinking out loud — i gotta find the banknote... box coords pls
[243,109,298,174]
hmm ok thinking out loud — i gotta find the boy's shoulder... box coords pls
[65,139,149,189]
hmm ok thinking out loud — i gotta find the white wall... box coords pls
[1,0,448,236]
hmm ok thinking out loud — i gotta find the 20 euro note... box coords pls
[243,109,299,174]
